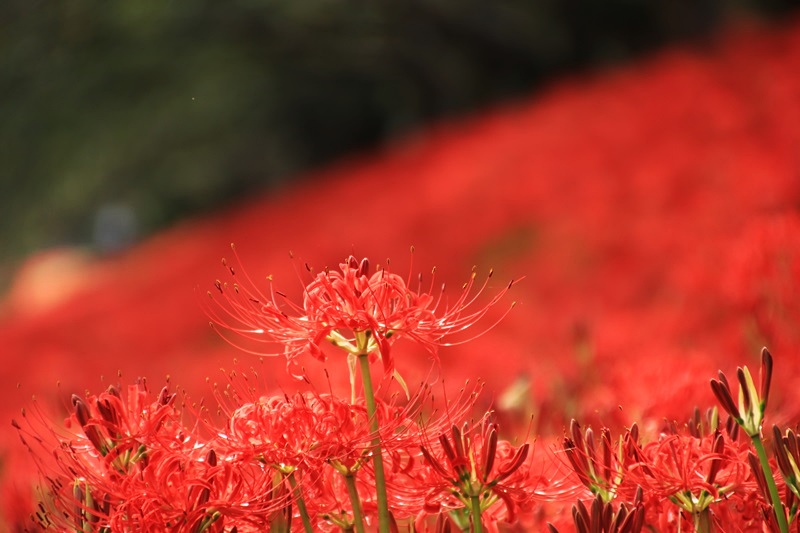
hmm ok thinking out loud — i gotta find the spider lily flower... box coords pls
[66,381,176,472]
[562,419,622,503]
[206,248,516,384]
[222,391,379,472]
[626,429,750,530]
[709,347,773,438]
[772,425,800,501]
[216,376,478,468]
[219,387,434,532]
[547,488,645,533]
[15,381,183,530]
[417,420,534,530]
[17,380,288,532]
[96,442,288,533]
[711,349,789,532]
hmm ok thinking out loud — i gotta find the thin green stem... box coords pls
[470,495,484,533]
[344,473,366,533]
[753,434,789,533]
[286,471,314,533]
[693,509,713,533]
[195,510,221,533]
[447,509,470,532]
[358,353,390,533]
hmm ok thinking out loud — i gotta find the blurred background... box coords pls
[2,0,798,289]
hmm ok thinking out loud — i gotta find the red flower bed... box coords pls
[3,15,800,530]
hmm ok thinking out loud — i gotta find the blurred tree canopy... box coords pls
[0,0,796,282]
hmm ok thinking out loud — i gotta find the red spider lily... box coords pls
[68,380,179,467]
[205,365,488,529]
[547,488,646,533]
[15,381,286,532]
[560,420,669,510]
[213,368,481,462]
[710,347,773,438]
[627,429,753,526]
[562,419,622,503]
[416,419,536,531]
[15,380,184,493]
[205,248,515,381]
[222,391,376,472]
[216,389,388,533]
[102,446,283,532]
[6,18,800,531]
[772,425,800,503]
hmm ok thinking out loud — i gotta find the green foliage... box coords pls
[0,0,795,276]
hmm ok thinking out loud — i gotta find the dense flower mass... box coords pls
[5,14,800,533]
[15,380,285,532]
[16,240,800,532]
[13,375,536,531]
[19,345,800,531]
[225,392,376,468]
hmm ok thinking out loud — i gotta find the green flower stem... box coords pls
[286,471,314,533]
[753,434,789,533]
[694,509,712,533]
[344,473,366,533]
[447,509,471,531]
[470,496,484,533]
[195,510,221,533]
[358,353,390,533]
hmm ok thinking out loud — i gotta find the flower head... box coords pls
[416,419,536,527]
[15,380,287,532]
[772,425,800,502]
[710,347,773,438]
[562,420,623,503]
[548,489,645,533]
[223,391,376,472]
[628,430,750,515]
[206,247,516,383]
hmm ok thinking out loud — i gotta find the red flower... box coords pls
[416,420,536,530]
[223,391,377,472]
[106,445,281,533]
[561,419,623,502]
[627,429,752,526]
[15,380,287,532]
[206,249,515,380]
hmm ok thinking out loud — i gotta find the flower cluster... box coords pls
[15,250,800,532]
[549,351,800,533]
[16,380,283,532]
[3,17,800,529]
[16,380,538,532]
[16,255,540,532]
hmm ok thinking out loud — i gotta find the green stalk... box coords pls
[448,509,471,532]
[358,353,390,533]
[694,509,713,533]
[469,496,484,533]
[344,473,366,533]
[287,471,314,533]
[195,510,221,533]
[753,434,789,533]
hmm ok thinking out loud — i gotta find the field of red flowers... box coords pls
[2,15,800,532]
